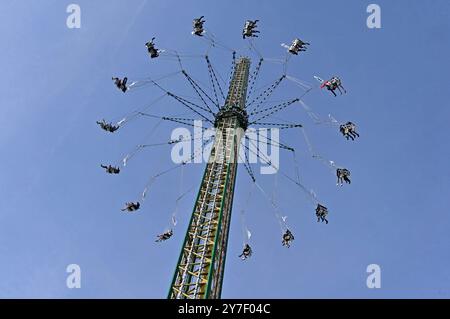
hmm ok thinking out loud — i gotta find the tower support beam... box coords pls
[168,58,251,299]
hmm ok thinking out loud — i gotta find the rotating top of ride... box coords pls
[214,105,249,131]
[214,56,251,130]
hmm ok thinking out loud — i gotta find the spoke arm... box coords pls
[244,135,295,152]
[206,55,226,102]
[246,58,263,100]
[162,116,212,129]
[228,51,236,84]
[238,146,256,183]
[247,75,286,112]
[182,70,218,112]
[167,92,214,124]
[249,98,299,124]
[144,78,214,121]
[251,122,303,130]
[138,112,212,129]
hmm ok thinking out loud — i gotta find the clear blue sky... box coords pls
[1,0,449,298]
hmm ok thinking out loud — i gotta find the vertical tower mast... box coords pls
[168,57,251,299]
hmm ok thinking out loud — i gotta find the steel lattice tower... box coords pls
[168,57,251,299]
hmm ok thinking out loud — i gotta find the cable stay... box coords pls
[205,63,220,108]
[201,28,257,59]
[249,98,299,124]
[208,57,228,88]
[133,71,212,122]
[228,51,236,85]
[185,71,222,102]
[181,70,218,113]
[206,54,227,86]
[159,49,205,60]
[141,165,183,202]
[246,75,286,113]
[246,58,263,101]
[160,115,213,130]
[297,100,322,124]
[316,113,341,127]
[135,112,162,120]
[141,70,215,119]
[165,92,214,123]
[285,75,313,92]
[174,93,213,104]
[121,119,164,167]
[168,184,196,230]
[248,98,299,107]
[202,31,236,53]
[263,115,341,179]
[143,76,213,120]
[313,75,324,84]
[249,78,286,98]
[128,60,216,121]
[130,77,213,126]
[205,55,225,107]
[250,122,303,130]
[157,163,185,237]
[99,94,168,132]
[156,55,190,69]
[121,116,209,167]
[244,134,300,194]
[244,138,319,206]
[254,91,323,129]
[245,135,294,153]
[126,71,182,91]
[302,113,346,129]
[130,135,208,154]
[254,181,287,233]
[167,164,196,230]
[271,173,290,234]
[283,54,290,75]
[170,162,185,228]
[196,33,217,55]
[196,29,242,55]
[258,52,290,75]
[261,57,286,64]
[174,51,184,71]
[137,112,210,128]
[291,150,302,186]
[158,50,208,72]
[239,182,255,246]
[326,114,340,126]
[247,38,264,60]
[168,92,214,116]
[238,148,256,183]
[300,127,338,173]
[140,135,214,202]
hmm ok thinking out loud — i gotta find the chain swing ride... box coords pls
[98,16,360,299]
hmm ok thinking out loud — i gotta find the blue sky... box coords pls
[1,0,449,298]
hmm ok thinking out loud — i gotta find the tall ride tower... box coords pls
[168,57,251,299]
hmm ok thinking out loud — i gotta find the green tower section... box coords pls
[168,58,251,299]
